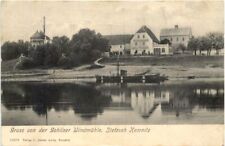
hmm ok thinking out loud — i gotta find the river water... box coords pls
[1,79,224,125]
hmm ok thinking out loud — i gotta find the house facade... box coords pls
[103,34,133,55]
[160,25,192,47]
[104,25,172,56]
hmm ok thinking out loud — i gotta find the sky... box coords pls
[1,1,224,42]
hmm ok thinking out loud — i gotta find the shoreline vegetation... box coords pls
[2,56,224,82]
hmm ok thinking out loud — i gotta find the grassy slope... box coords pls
[1,59,18,72]
[100,55,224,68]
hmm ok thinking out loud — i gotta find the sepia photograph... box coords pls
[1,0,224,128]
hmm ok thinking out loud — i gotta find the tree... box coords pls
[29,43,61,67]
[44,44,61,67]
[1,41,19,60]
[52,36,70,54]
[29,45,46,66]
[207,32,224,55]
[199,36,211,55]
[176,44,186,53]
[187,37,199,55]
[17,40,30,56]
[1,40,30,61]
[68,28,109,65]
[160,39,171,45]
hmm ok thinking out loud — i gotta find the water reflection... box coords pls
[1,80,224,125]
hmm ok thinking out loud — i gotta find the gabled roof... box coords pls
[136,25,159,43]
[160,27,192,37]
[103,34,133,45]
[30,30,50,40]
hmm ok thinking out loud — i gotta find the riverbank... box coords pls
[1,56,224,82]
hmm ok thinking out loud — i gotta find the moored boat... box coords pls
[96,73,168,83]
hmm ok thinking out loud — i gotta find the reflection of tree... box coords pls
[2,82,61,116]
[193,87,224,110]
[61,84,112,119]
[161,85,224,116]
[2,82,112,120]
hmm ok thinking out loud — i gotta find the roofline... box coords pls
[161,27,192,30]
[160,34,193,37]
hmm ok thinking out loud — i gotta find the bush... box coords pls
[57,55,72,69]
[14,57,34,70]
[1,41,30,61]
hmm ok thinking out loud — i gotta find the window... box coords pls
[162,48,165,53]
[177,37,179,41]
[135,42,138,46]
[171,38,173,41]
[137,35,140,38]
[120,45,122,48]
[143,34,145,38]
[143,42,145,45]
[183,37,185,41]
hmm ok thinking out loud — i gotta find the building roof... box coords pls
[30,30,50,40]
[103,34,133,45]
[160,26,192,37]
[136,25,159,43]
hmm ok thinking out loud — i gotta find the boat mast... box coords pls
[117,54,120,76]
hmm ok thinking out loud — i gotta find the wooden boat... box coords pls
[96,73,168,83]
[95,49,168,84]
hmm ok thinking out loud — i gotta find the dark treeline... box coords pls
[1,30,224,69]
[1,28,110,69]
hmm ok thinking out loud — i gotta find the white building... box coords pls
[160,25,192,47]
[130,25,171,55]
[103,34,133,55]
[104,25,172,55]
[194,49,224,56]
[30,17,50,47]
[30,30,50,47]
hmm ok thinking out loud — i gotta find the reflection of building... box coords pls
[131,90,169,118]
[161,96,193,117]
[102,87,170,118]
[194,88,224,96]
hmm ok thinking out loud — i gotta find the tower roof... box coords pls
[30,30,50,40]
[136,25,159,43]
[160,26,192,37]
[103,34,133,45]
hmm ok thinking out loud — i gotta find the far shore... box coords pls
[1,55,224,82]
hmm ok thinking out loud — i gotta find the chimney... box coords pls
[175,25,178,29]
[43,16,46,35]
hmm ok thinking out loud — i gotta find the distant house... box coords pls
[104,25,172,56]
[160,25,192,47]
[103,34,133,55]
[30,30,50,47]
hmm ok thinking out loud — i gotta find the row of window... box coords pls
[135,42,146,46]
[170,37,185,42]
[137,34,145,39]
[154,48,166,53]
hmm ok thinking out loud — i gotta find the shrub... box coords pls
[57,55,72,69]
[14,56,34,70]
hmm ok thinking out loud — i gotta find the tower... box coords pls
[43,16,46,42]
[43,16,45,35]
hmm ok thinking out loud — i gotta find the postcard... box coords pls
[1,0,224,146]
